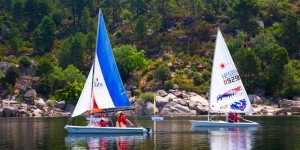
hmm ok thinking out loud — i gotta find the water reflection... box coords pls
[65,134,148,149]
[192,127,259,150]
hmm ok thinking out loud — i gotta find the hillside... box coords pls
[0,0,299,105]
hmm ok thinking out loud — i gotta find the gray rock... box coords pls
[248,95,263,104]
[34,98,45,110]
[155,95,169,107]
[143,102,155,115]
[293,96,300,101]
[55,101,66,109]
[64,104,75,112]
[3,107,17,117]
[182,92,189,99]
[274,109,288,115]
[157,90,168,97]
[291,106,300,112]
[160,101,196,115]
[24,89,37,103]
[278,99,293,108]
[260,108,268,114]
[172,90,182,97]
[190,95,208,106]
[32,109,43,117]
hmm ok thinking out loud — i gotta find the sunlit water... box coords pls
[1,116,300,149]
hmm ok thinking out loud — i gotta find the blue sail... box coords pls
[94,10,130,108]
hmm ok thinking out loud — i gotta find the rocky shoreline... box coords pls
[1,89,300,117]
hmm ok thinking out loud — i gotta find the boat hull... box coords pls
[189,120,260,127]
[151,116,164,121]
[65,125,151,134]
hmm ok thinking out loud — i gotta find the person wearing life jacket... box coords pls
[226,111,235,123]
[116,111,134,128]
[234,113,240,123]
[100,117,108,127]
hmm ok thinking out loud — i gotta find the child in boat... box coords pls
[226,112,235,123]
[100,117,108,127]
[116,111,134,128]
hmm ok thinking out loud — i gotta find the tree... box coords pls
[33,16,56,55]
[281,60,300,97]
[19,56,31,67]
[58,33,86,70]
[36,58,55,76]
[4,66,20,86]
[86,32,96,62]
[234,48,260,91]
[135,15,147,41]
[280,11,300,56]
[113,45,149,81]
[154,65,172,83]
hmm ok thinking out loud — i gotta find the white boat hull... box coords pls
[65,125,151,134]
[190,120,260,127]
[151,116,164,121]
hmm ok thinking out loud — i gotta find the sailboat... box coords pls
[64,9,151,134]
[190,28,260,127]
[151,94,164,121]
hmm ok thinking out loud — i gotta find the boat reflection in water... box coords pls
[192,127,259,150]
[65,134,149,149]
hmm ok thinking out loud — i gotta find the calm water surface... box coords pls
[0,116,300,150]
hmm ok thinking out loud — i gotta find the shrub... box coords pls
[165,80,174,91]
[19,56,31,67]
[139,92,155,102]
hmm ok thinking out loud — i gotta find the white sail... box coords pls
[209,29,254,113]
[71,65,94,117]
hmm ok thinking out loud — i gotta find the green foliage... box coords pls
[165,80,174,91]
[33,15,56,55]
[58,32,86,70]
[19,56,31,67]
[280,60,300,97]
[36,58,54,76]
[139,92,155,102]
[234,48,260,91]
[50,81,83,104]
[113,45,149,81]
[154,65,172,82]
[135,15,147,41]
[4,66,20,86]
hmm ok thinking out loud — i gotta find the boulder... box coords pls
[32,109,43,117]
[160,101,196,115]
[274,109,288,115]
[143,102,155,115]
[190,95,208,106]
[172,90,182,97]
[248,95,263,104]
[157,90,168,97]
[165,93,177,101]
[293,96,300,101]
[24,89,37,103]
[181,92,189,99]
[34,98,45,110]
[155,95,169,107]
[278,99,293,108]
[64,104,75,112]
[3,107,17,117]
[55,101,66,109]
[259,108,268,115]
[291,106,300,112]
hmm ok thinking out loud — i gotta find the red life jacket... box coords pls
[118,115,127,124]
[100,120,107,127]
[228,113,235,121]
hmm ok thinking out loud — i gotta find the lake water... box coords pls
[0,116,300,150]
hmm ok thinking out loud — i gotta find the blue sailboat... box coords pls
[65,10,150,134]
